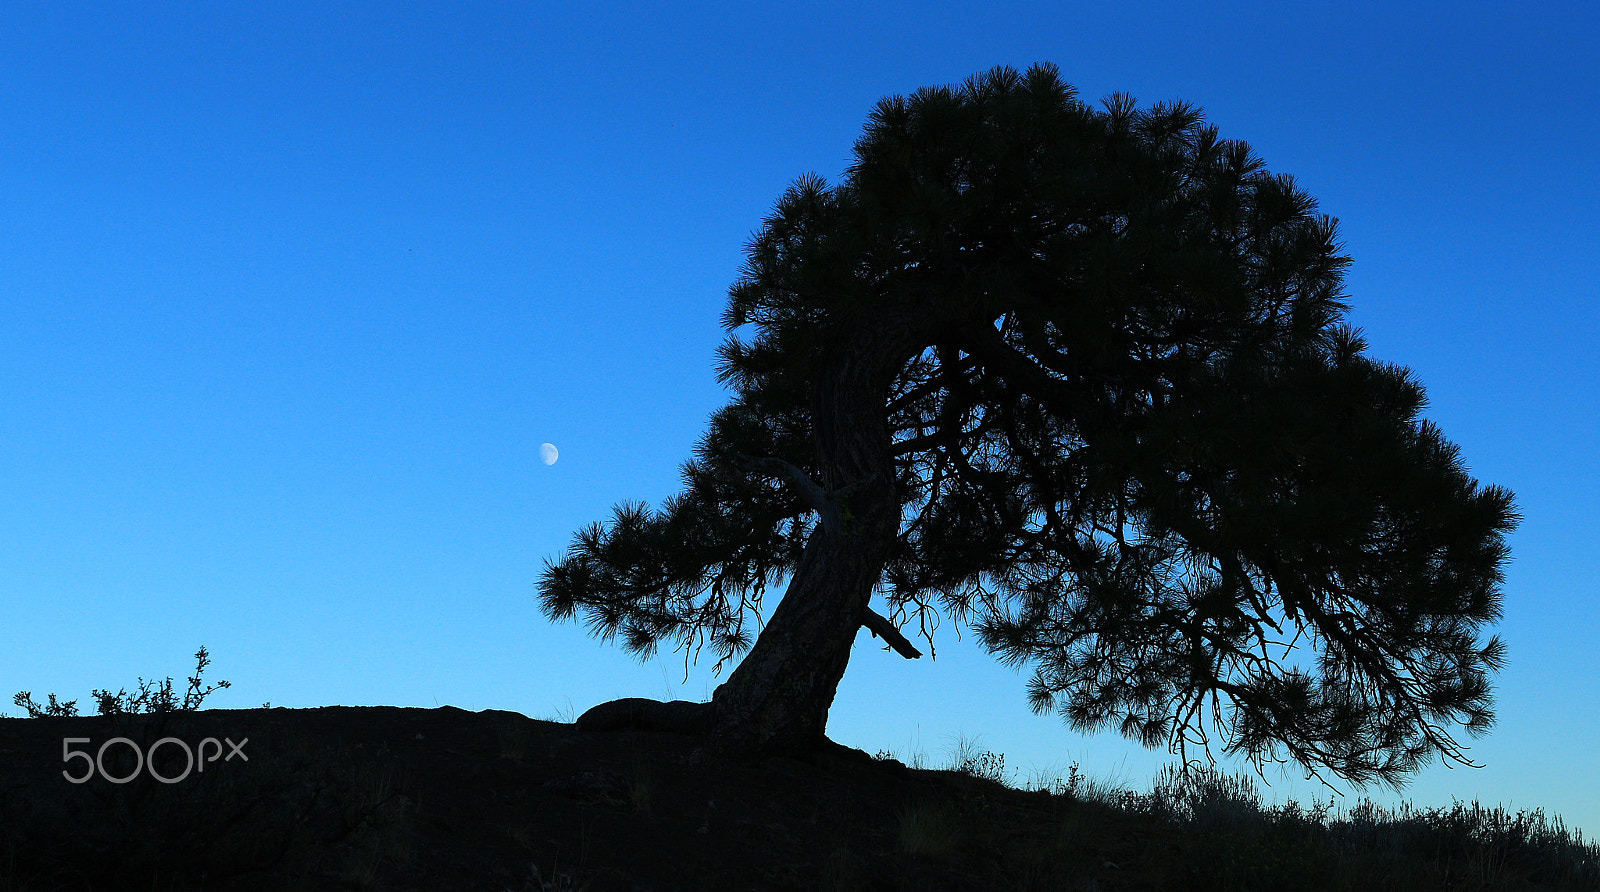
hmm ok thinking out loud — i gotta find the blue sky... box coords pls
[4,1,1597,839]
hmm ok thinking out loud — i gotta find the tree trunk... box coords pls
[703,307,927,760]
[703,511,894,759]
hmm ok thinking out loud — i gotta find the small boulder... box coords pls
[574,698,712,735]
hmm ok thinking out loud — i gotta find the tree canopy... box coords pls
[539,64,1518,788]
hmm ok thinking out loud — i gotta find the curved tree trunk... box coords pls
[703,506,896,758]
[703,307,930,760]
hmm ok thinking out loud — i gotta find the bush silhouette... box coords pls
[10,645,229,718]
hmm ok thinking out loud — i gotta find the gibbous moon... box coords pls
[539,442,559,466]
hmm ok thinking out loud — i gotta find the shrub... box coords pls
[11,646,230,717]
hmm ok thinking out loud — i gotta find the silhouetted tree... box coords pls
[539,64,1517,789]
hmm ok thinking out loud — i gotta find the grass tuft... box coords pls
[869,743,1600,891]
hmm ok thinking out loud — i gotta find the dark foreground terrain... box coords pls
[0,704,1152,891]
[2,705,1596,891]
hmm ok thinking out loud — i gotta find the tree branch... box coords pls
[863,608,923,659]
[956,323,1097,425]
[891,427,956,456]
[736,454,843,530]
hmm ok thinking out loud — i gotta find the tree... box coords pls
[538,64,1518,789]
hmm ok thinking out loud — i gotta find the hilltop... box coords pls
[2,705,1594,891]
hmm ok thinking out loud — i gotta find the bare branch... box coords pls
[862,608,923,659]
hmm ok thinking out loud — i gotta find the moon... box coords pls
[539,442,559,466]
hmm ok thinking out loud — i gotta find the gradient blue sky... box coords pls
[4,1,1597,839]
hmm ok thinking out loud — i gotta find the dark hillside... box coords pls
[2,706,1593,891]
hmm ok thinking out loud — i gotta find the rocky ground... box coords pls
[0,704,1152,891]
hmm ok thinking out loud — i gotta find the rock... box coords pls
[574,698,712,735]
[540,768,628,802]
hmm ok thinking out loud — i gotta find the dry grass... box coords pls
[874,740,1600,892]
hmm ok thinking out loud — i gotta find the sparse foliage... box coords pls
[11,646,230,718]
